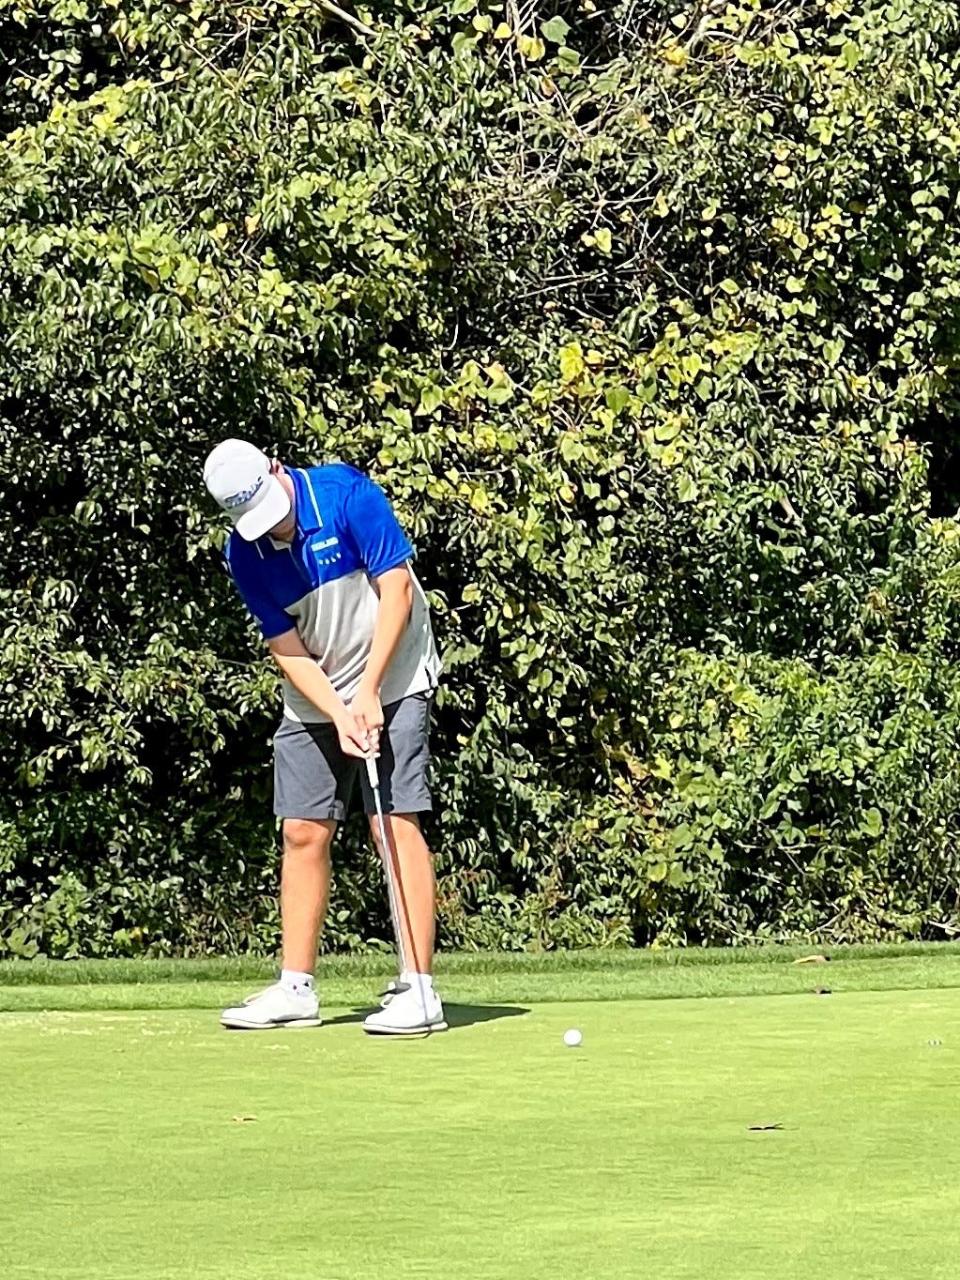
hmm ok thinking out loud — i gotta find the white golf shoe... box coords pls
[363,981,447,1035]
[378,975,412,1008]
[221,982,321,1030]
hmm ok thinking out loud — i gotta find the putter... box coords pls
[365,752,433,1028]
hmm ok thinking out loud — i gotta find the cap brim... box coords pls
[234,477,292,541]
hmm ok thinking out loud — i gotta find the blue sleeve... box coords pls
[343,473,414,578]
[224,538,293,640]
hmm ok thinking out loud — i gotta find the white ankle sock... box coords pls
[404,972,433,992]
[281,969,314,994]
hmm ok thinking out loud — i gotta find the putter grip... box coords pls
[365,755,379,789]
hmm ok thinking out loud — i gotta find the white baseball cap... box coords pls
[202,438,292,541]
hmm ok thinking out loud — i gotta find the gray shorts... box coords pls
[273,692,433,822]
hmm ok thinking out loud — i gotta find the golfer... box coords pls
[203,439,445,1035]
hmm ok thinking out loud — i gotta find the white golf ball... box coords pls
[563,1028,583,1048]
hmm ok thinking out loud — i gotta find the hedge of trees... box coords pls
[3,0,960,957]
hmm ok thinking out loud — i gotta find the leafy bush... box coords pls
[2,0,960,955]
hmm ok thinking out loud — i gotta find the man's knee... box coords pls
[368,813,422,853]
[283,818,333,859]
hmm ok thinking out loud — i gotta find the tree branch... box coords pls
[319,0,376,38]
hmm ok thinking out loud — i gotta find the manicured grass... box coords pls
[4,941,960,1011]
[3,949,960,1278]
[6,938,960,987]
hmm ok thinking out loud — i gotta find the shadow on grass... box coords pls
[445,1003,529,1029]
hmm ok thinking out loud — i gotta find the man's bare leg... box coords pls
[281,817,336,972]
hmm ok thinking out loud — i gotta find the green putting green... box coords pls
[2,951,960,1279]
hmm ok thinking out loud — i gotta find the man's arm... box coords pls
[350,565,414,741]
[268,628,369,758]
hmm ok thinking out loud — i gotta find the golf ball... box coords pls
[563,1028,583,1048]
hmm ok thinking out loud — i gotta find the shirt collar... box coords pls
[252,469,320,556]
[291,467,323,534]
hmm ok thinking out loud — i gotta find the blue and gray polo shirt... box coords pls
[225,463,441,724]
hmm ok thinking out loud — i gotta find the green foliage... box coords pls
[2,0,960,955]
[609,638,960,944]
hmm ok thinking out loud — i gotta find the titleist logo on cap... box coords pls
[223,476,265,508]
